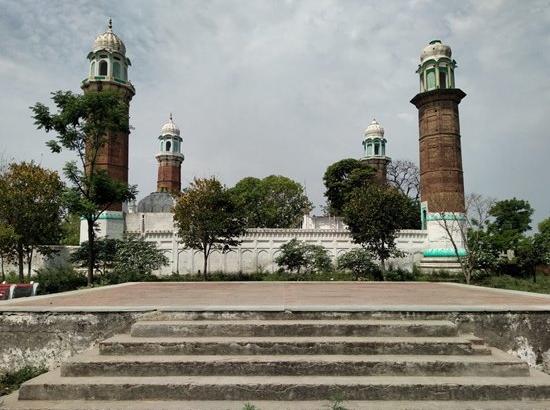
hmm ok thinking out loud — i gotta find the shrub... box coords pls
[34,266,87,294]
[336,249,381,280]
[384,268,417,282]
[275,239,333,274]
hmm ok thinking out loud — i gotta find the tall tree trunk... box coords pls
[379,256,386,281]
[0,255,4,282]
[87,218,95,287]
[17,242,24,283]
[202,250,208,281]
[27,248,33,281]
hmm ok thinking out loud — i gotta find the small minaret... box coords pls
[410,40,467,270]
[362,119,390,184]
[80,19,135,243]
[156,114,184,193]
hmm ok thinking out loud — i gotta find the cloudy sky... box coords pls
[1,0,549,226]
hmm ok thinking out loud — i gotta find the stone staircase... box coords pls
[3,312,550,409]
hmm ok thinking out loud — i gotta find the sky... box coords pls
[0,0,549,227]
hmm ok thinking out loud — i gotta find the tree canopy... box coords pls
[342,184,410,275]
[275,238,332,274]
[0,162,65,281]
[229,175,312,228]
[174,177,246,279]
[31,90,137,286]
[323,158,374,216]
[488,198,534,252]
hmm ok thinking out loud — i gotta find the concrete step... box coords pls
[5,393,550,410]
[130,319,458,337]
[100,334,490,356]
[18,368,550,401]
[61,348,529,377]
[4,395,550,409]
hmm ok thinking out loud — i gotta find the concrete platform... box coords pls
[1,282,549,312]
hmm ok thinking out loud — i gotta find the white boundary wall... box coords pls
[125,213,428,275]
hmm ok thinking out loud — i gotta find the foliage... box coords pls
[71,238,118,275]
[474,273,550,295]
[488,198,533,252]
[323,158,374,216]
[0,223,17,281]
[31,90,138,286]
[174,177,246,280]
[109,234,169,283]
[402,196,422,230]
[384,267,417,282]
[343,185,410,275]
[60,213,81,246]
[336,248,381,280]
[72,235,169,284]
[0,162,65,282]
[329,391,348,410]
[34,266,87,295]
[386,159,419,201]
[241,404,259,410]
[275,238,333,274]
[229,175,312,228]
[0,365,47,396]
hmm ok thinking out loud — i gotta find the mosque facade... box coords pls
[80,22,466,275]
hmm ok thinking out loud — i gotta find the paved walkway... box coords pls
[1,282,549,312]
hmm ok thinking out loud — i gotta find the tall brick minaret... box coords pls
[362,118,390,185]
[79,20,135,242]
[410,40,467,269]
[156,114,184,193]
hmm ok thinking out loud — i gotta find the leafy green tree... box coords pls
[337,248,381,280]
[31,90,137,286]
[174,177,246,280]
[60,213,81,246]
[0,162,65,282]
[343,185,410,276]
[0,223,16,282]
[71,238,119,276]
[275,238,332,274]
[488,198,534,252]
[110,235,169,283]
[323,159,374,216]
[229,175,312,228]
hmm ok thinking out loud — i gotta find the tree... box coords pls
[60,213,81,246]
[386,160,419,201]
[275,238,332,274]
[0,162,65,282]
[230,175,312,228]
[174,177,246,279]
[0,223,16,281]
[488,198,534,252]
[337,248,381,280]
[71,238,119,276]
[31,90,137,286]
[323,159,374,216]
[110,235,169,283]
[433,193,498,284]
[342,185,410,276]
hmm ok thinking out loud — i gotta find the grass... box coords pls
[0,365,47,396]
[473,273,550,294]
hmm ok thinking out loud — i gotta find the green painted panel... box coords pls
[423,248,467,257]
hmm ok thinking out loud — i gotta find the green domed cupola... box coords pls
[416,40,457,92]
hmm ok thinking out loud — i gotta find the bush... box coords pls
[337,249,381,280]
[275,239,333,274]
[384,268,416,282]
[34,266,87,294]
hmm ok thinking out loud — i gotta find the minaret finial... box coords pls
[169,113,173,121]
[108,18,112,30]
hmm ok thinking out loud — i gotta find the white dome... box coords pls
[364,119,384,138]
[93,19,126,55]
[420,40,451,64]
[161,114,180,136]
